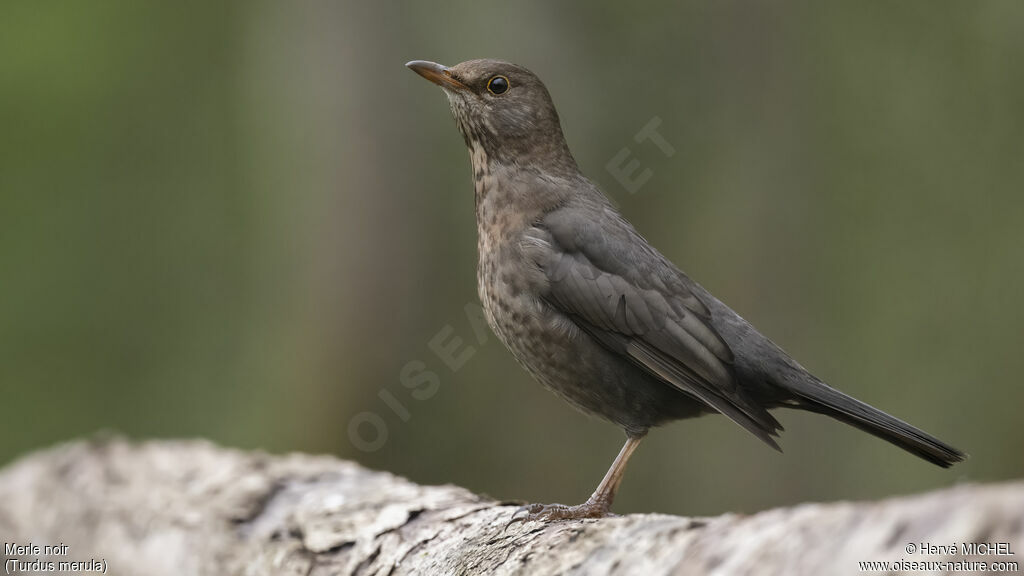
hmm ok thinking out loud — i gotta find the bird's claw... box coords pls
[503,501,610,530]
[503,503,545,531]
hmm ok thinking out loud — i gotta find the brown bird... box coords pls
[406,58,965,522]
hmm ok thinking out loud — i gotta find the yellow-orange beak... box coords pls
[406,60,468,91]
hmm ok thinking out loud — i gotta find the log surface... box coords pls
[0,438,1020,575]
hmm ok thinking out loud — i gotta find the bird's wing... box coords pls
[526,200,782,447]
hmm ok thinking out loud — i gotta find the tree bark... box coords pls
[0,438,1020,575]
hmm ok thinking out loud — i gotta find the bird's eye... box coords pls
[487,75,509,95]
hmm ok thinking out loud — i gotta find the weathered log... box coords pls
[0,438,1020,575]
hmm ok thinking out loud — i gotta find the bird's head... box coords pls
[406,59,578,175]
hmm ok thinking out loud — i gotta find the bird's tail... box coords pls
[782,371,966,468]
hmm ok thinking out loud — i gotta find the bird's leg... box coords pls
[509,433,645,524]
[586,433,644,510]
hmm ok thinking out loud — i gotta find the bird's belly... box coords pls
[477,250,706,433]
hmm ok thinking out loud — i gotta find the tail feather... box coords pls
[784,374,966,468]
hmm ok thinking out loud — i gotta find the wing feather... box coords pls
[533,203,783,446]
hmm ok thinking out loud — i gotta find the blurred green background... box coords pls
[2,1,1022,516]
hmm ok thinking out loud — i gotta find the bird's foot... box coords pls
[505,498,613,528]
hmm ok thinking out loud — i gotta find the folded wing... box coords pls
[526,203,783,448]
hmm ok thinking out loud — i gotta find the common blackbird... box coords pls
[406,58,965,522]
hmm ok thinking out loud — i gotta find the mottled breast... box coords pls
[473,163,598,414]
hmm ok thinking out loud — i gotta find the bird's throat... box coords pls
[468,140,493,208]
